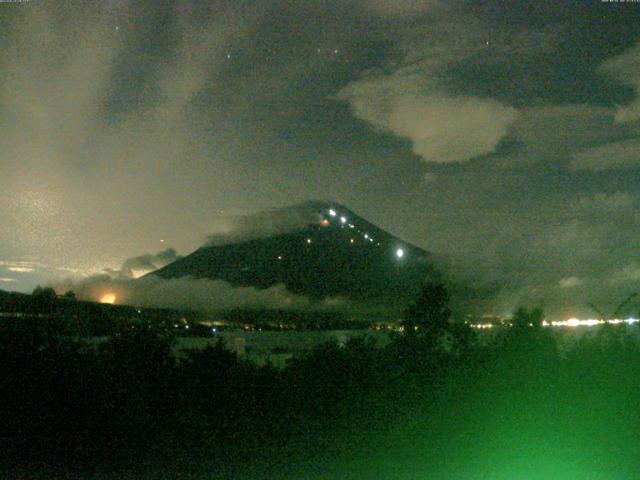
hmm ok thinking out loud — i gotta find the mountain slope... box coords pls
[149,201,433,304]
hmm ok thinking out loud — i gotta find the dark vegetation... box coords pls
[2,285,640,478]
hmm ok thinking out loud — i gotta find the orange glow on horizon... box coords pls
[100,293,116,304]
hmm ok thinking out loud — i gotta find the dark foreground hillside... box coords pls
[2,317,640,479]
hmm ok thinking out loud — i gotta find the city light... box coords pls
[329,209,336,217]
[396,248,404,259]
[470,317,640,329]
[99,293,116,304]
[340,216,347,224]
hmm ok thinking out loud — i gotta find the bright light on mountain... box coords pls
[396,248,404,259]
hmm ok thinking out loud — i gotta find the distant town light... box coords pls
[396,248,404,259]
[100,293,116,304]
[340,216,347,224]
[306,238,312,244]
[329,209,337,217]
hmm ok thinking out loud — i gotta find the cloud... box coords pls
[7,266,35,273]
[51,240,349,312]
[570,139,640,172]
[105,248,183,279]
[363,0,442,18]
[336,78,517,163]
[610,263,640,284]
[205,201,329,246]
[578,192,635,214]
[559,276,584,288]
[129,277,317,311]
[0,1,252,272]
[422,172,438,186]
[600,42,640,123]
[333,5,526,165]
[52,273,350,313]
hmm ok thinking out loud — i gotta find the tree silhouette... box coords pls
[61,290,76,300]
[32,285,57,300]
[511,306,544,329]
[402,281,451,338]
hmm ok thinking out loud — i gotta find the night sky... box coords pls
[1,0,640,318]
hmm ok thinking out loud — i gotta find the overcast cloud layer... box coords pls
[2,1,640,319]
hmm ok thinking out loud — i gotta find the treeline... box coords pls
[2,295,640,478]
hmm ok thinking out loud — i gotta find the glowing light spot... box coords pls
[306,238,312,244]
[100,293,116,304]
[340,216,347,224]
[364,234,369,239]
[350,238,354,243]
[396,248,404,259]
[321,219,329,226]
[277,255,283,260]
[329,209,336,217]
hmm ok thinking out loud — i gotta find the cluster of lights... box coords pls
[544,317,640,328]
[275,207,407,261]
[469,317,640,329]
[320,207,400,257]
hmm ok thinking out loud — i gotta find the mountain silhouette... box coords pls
[148,201,434,306]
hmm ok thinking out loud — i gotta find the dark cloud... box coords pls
[570,139,640,172]
[600,42,640,122]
